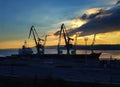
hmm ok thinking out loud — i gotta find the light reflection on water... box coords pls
[76,50,120,60]
[0,49,120,60]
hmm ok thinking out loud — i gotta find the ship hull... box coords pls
[22,52,101,60]
[1,53,101,62]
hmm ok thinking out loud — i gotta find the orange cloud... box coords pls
[85,8,102,15]
[70,19,87,29]
[58,18,87,29]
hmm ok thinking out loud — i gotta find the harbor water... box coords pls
[0,49,120,83]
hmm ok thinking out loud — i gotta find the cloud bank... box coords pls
[68,3,120,36]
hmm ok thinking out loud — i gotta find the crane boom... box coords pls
[29,26,38,46]
[61,24,68,45]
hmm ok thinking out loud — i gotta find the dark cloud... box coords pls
[80,9,103,20]
[54,28,74,36]
[69,5,120,36]
[54,2,120,36]
[116,0,120,5]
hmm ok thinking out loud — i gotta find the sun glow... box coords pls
[0,31,120,49]
[58,18,87,30]
[76,31,120,45]
[70,19,88,29]
[85,8,102,15]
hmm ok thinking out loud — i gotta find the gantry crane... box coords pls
[58,24,73,55]
[28,25,45,54]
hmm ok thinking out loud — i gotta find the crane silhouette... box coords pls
[58,24,73,55]
[28,25,45,54]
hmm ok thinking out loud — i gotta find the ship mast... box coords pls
[74,32,80,54]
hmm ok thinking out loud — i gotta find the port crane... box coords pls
[28,25,45,54]
[58,24,73,55]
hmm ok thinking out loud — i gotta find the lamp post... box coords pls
[84,37,88,65]
[74,32,80,54]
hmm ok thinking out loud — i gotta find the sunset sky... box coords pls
[0,0,120,49]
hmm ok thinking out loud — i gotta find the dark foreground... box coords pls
[0,76,120,87]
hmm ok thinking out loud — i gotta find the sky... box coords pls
[0,0,120,49]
